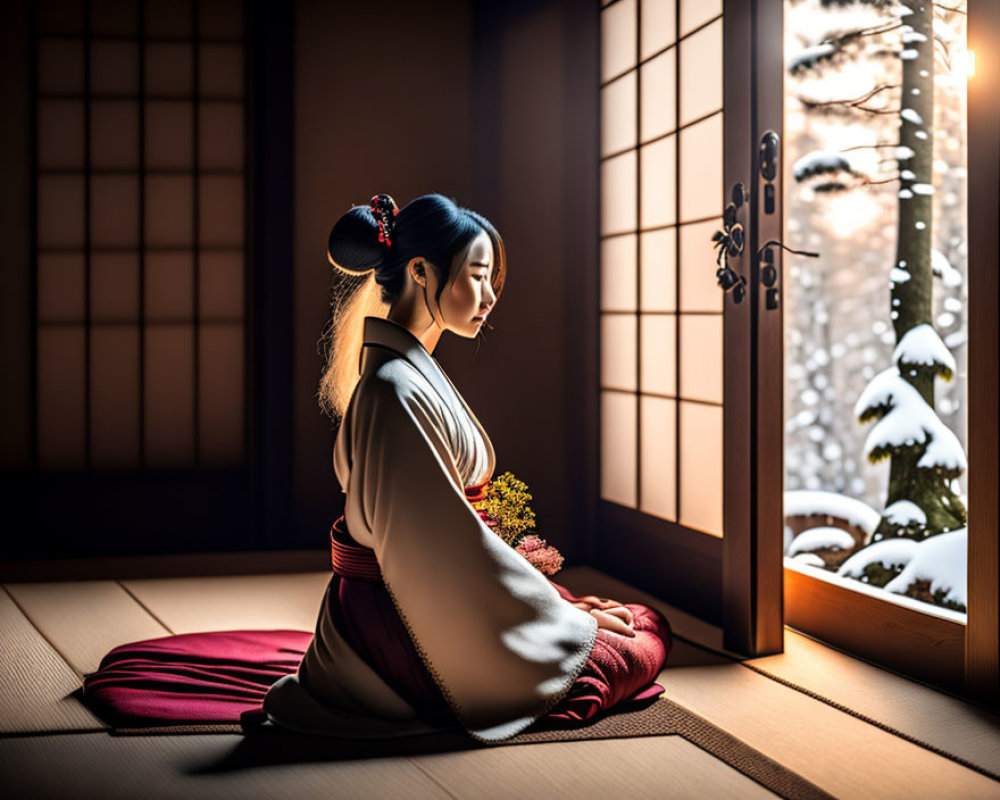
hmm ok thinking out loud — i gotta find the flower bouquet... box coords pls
[467,471,565,576]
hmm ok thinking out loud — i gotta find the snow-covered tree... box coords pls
[789,0,967,543]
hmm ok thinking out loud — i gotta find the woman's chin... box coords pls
[451,321,484,338]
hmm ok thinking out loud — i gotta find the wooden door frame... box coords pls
[721,0,786,658]
[782,0,999,708]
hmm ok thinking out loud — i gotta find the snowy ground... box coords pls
[784,490,967,621]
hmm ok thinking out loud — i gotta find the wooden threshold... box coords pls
[784,563,965,696]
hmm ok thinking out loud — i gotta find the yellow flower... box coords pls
[470,470,537,546]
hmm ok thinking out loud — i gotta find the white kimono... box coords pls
[263,316,598,743]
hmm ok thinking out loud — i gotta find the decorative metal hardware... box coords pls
[713,181,748,304]
[755,239,819,311]
[759,130,779,215]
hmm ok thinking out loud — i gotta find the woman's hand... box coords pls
[571,595,632,616]
[571,596,635,637]
[589,606,636,637]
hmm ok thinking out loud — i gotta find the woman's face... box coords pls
[431,230,497,338]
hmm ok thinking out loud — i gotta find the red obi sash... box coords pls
[331,478,491,581]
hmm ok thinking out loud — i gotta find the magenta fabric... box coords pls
[543,580,672,724]
[82,630,313,725]
[81,577,671,730]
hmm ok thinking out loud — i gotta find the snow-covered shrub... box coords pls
[787,526,858,568]
[837,537,919,587]
[884,528,966,611]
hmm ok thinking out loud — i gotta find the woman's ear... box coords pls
[408,258,426,287]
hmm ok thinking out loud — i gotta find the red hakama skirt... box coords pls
[83,507,672,731]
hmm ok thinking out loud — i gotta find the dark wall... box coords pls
[291,0,600,560]
[291,0,477,544]
[0,1,32,470]
[460,0,600,561]
[1,0,600,565]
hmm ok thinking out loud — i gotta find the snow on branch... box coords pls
[789,43,839,73]
[892,322,956,379]
[784,490,881,534]
[792,150,861,182]
[884,528,967,606]
[837,537,919,579]
[931,249,963,287]
[853,367,967,475]
[788,527,856,557]
[884,499,927,526]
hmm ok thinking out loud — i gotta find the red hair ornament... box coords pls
[369,193,400,248]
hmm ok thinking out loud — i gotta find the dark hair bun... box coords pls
[327,204,387,276]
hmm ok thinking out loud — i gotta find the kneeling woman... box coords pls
[262,193,673,743]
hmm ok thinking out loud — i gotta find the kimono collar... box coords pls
[361,316,445,389]
[361,315,496,477]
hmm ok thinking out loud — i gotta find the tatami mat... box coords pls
[745,628,1000,778]
[3,566,997,799]
[658,662,1000,799]
[0,589,104,734]
[562,565,1000,782]
[5,581,170,675]
[0,731,454,800]
[410,734,780,799]
[119,572,331,634]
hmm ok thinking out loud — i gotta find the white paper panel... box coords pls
[679,112,722,222]
[144,325,194,467]
[37,326,86,469]
[640,49,677,142]
[640,314,676,396]
[679,313,723,403]
[640,0,677,59]
[601,390,638,507]
[601,151,637,235]
[639,135,676,228]
[601,234,638,311]
[601,313,638,390]
[680,0,722,37]
[90,326,140,469]
[602,72,637,157]
[679,18,722,127]
[601,0,637,83]
[640,228,677,311]
[199,322,245,465]
[679,400,723,536]
[679,219,724,312]
[640,395,677,520]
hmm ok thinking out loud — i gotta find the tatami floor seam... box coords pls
[114,579,176,635]
[1,585,80,680]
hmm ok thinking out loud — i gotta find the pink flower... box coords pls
[515,534,564,576]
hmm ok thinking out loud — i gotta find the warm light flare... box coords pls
[955,49,975,80]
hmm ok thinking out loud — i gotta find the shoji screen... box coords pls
[33,0,247,471]
[599,0,724,537]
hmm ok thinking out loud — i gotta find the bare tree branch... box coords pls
[861,175,901,186]
[821,21,903,48]
[799,82,897,111]
[840,143,901,152]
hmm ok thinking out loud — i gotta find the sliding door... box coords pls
[3,0,294,560]
[597,0,784,656]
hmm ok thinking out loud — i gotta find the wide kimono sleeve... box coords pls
[347,363,598,743]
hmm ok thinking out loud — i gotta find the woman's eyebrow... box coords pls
[469,261,490,267]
